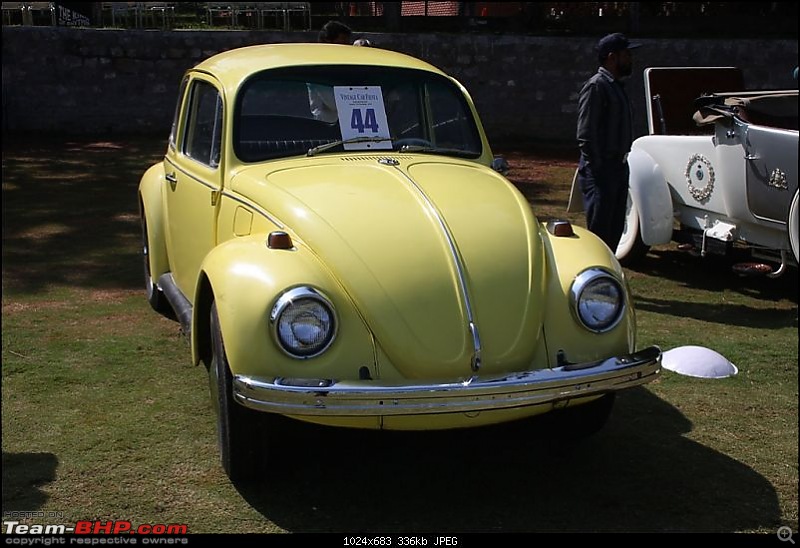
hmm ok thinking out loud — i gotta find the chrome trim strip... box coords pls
[392,166,482,371]
[468,321,482,371]
[233,346,662,416]
[164,158,218,192]
[165,158,285,229]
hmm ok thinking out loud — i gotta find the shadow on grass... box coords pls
[2,136,165,295]
[234,388,782,532]
[635,295,798,329]
[2,452,59,512]
[630,247,799,308]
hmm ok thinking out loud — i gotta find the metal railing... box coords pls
[1,1,795,37]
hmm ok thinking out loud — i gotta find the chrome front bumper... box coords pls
[233,346,661,416]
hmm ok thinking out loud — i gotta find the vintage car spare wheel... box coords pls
[789,190,799,263]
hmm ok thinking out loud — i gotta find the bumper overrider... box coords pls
[233,346,661,416]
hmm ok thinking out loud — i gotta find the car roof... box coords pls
[192,43,449,92]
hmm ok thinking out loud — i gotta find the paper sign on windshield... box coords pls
[333,86,392,150]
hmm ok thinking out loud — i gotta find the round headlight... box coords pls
[270,287,337,358]
[570,268,625,333]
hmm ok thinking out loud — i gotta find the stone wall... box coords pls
[2,26,797,146]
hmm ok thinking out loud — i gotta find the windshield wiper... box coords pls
[307,136,392,157]
[398,144,476,158]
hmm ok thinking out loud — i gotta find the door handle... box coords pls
[165,172,177,190]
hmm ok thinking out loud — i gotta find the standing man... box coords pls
[576,32,642,252]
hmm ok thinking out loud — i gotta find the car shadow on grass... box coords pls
[628,246,798,306]
[233,388,782,533]
[634,294,798,329]
[2,452,59,513]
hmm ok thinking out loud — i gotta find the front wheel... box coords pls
[209,302,266,482]
[616,191,650,266]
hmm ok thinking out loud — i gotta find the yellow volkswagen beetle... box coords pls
[139,43,661,481]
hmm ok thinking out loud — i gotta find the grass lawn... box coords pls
[2,137,797,534]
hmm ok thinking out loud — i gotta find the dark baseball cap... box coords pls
[596,33,642,59]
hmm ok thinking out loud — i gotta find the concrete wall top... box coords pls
[2,27,797,147]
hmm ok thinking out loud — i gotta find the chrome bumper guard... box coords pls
[233,346,661,416]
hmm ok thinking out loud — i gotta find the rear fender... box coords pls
[628,145,674,246]
[138,163,169,281]
[191,236,375,381]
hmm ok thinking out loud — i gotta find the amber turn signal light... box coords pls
[267,231,294,249]
[546,220,574,237]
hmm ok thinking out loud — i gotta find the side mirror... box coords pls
[492,155,510,175]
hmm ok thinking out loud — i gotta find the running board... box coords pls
[157,273,193,336]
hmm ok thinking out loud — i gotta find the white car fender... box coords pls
[627,145,674,246]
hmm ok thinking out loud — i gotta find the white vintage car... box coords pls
[575,67,798,274]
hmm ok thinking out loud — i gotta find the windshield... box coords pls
[234,65,483,162]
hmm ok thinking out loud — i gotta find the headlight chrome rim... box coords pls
[569,268,626,333]
[270,286,338,359]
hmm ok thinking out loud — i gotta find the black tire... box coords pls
[141,216,171,315]
[209,302,265,482]
[543,393,616,441]
[615,191,650,266]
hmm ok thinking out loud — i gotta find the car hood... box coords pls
[231,155,546,378]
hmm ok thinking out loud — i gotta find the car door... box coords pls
[163,76,224,302]
[744,121,799,224]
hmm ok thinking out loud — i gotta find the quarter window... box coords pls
[184,80,223,168]
[168,77,189,150]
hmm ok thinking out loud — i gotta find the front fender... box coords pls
[539,225,636,365]
[138,162,169,281]
[628,144,674,246]
[192,236,375,381]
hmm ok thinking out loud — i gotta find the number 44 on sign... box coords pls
[334,86,392,150]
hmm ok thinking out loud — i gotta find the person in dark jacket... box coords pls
[576,32,642,252]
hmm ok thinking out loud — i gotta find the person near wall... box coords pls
[575,32,642,252]
[308,21,354,123]
[318,19,352,44]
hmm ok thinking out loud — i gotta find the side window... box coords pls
[183,81,223,168]
[168,77,189,150]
